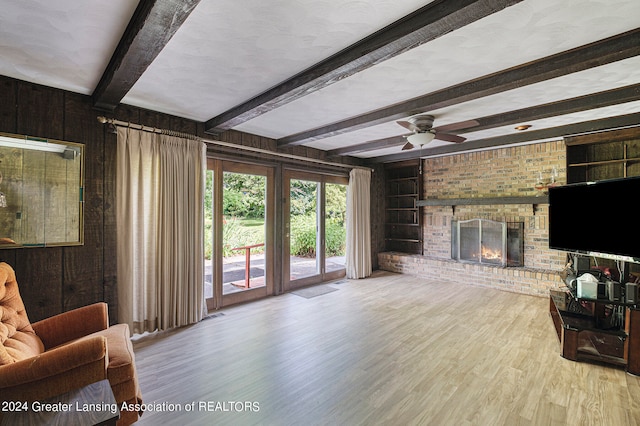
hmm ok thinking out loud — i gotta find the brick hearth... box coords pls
[378,252,560,297]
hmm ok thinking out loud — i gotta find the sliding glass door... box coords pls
[205,163,345,307]
[284,170,347,291]
[324,181,348,274]
[205,159,274,309]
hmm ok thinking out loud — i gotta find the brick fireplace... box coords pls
[379,140,568,297]
[452,218,524,267]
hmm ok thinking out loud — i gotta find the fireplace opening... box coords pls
[452,219,524,267]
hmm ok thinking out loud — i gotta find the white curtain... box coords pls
[116,127,206,334]
[345,168,372,279]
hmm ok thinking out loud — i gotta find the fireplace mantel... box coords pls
[417,195,548,214]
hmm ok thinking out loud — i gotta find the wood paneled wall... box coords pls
[0,75,382,323]
[1,77,112,322]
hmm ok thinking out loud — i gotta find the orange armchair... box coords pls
[0,262,142,425]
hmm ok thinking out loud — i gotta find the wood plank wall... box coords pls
[0,76,119,322]
[0,75,384,323]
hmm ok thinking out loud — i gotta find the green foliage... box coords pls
[326,183,347,224]
[204,218,213,259]
[325,219,346,257]
[223,172,266,218]
[204,170,214,259]
[222,217,265,257]
[223,189,246,217]
[204,217,265,259]
[290,215,346,257]
[205,170,213,222]
[290,215,317,257]
[290,179,317,216]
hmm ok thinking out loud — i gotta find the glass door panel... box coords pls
[204,169,214,303]
[222,171,267,294]
[325,182,347,274]
[205,159,273,310]
[284,171,347,291]
[289,178,320,282]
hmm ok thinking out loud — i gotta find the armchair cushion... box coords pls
[0,335,108,401]
[32,302,108,349]
[0,263,44,365]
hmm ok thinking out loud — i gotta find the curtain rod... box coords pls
[97,116,372,172]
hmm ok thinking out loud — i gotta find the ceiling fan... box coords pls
[396,115,478,150]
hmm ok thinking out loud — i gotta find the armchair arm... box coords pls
[0,335,108,401]
[32,302,108,349]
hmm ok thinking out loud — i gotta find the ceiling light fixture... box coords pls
[405,132,436,149]
[515,124,532,131]
[0,135,67,153]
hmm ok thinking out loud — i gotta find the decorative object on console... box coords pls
[574,273,599,299]
[534,166,558,193]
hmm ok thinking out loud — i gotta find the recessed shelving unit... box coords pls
[384,160,422,254]
[565,126,640,183]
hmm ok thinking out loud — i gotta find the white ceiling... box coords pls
[0,0,138,94]
[0,0,638,162]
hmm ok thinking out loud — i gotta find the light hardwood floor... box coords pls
[132,272,640,425]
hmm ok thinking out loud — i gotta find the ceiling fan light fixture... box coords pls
[406,132,435,146]
[515,124,532,131]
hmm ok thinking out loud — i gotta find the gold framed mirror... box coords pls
[0,132,84,248]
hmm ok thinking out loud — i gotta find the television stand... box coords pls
[549,288,640,375]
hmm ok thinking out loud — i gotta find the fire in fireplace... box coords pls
[452,219,524,267]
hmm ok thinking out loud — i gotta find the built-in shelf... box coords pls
[388,177,419,182]
[384,238,421,243]
[387,193,419,198]
[565,127,640,183]
[385,161,422,255]
[569,158,640,167]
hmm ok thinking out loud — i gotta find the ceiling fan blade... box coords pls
[401,141,414,150]
[434,132,466,143]
[396,120,420,132]
[433,119,480,133]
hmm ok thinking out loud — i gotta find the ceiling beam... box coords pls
[278,28,640,147]
[372,112,640,163]
[203,0,523,134]
[327,135,405,157]
[330,82,640,156]
[92,0,201,111]
[455,83,640,134]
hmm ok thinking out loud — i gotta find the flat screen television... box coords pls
[548,176,640,263]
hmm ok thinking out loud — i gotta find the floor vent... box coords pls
[203,312,226,320]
